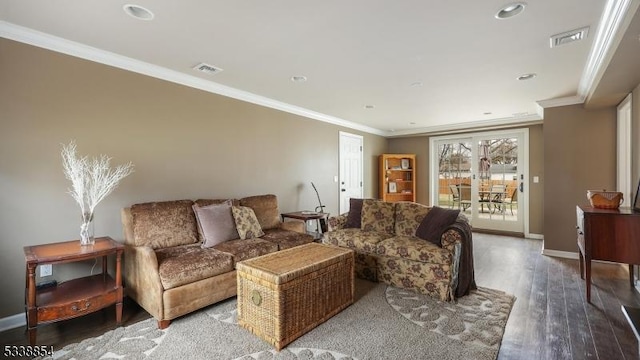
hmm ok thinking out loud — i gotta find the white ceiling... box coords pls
[1,0,639,136]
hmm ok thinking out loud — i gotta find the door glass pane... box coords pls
[436,141,472,215]
[477,138,518,221]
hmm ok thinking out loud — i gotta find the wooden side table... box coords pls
[576,205,640,303]
[24,237,123,345]
[281,211,329,240]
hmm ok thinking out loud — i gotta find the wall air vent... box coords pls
[550,27,589,48]
[192,63,223,75]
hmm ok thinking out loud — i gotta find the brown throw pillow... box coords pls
[232,206,265,240]
[344,198,365,228]
[415,206,460,247]
[193,200,239,248]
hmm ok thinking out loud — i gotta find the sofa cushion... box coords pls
[155,244,234,290]
[260,228,314,250]
[130,200,198,249]
[376,235,453,265]
[232,206,265,239]
[361,199,396,234]
[239,194,281,230]
[394,202,431,236]
[323,228,389,254]
[213,238,278,263]
[415,206,460,246]
[344,198,365,228]
[193,200,239,248]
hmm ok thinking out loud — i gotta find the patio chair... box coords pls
[503,187,518,215]
[459,185,472,211]
[448,184,460,208]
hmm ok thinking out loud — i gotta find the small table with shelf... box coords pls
[281,211,330,240]
[24,237,123,345]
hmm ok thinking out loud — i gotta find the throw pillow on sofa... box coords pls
[345,198,365,228]
[415,206,460,246]
[193,200,240,248]
[232,206,265,239]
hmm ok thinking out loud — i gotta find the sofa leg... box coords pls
[158,320,170,329]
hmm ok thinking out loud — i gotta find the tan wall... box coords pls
[0,39,387,317]
[387,124,544,235]
[543,104,617,253]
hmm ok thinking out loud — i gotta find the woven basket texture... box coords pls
[237,243,354,350]
[587,191,623,209]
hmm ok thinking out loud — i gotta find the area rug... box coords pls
[41,279,515,360]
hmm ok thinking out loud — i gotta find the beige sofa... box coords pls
[322,199,474,301]
[121,194,313,329]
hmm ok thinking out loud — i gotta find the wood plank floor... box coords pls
[2,233,639,359]
[473,232,640,360]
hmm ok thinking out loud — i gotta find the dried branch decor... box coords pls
[61,141,134,245]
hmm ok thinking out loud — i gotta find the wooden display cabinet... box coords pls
[379,154,416,202]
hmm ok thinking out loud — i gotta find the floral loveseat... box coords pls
[322,199,474,301]
[121,194,313,329]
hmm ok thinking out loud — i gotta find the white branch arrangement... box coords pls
[61,141,134,244]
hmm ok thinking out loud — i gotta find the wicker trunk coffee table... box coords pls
[236,243,354,350]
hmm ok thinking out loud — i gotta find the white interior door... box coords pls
[339,131,363,214]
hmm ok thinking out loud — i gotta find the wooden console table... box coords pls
[576,205,640,303]
[24,237,123,345]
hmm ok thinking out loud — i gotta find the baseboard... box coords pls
[526,233,544,240]
[542,249,579,259]
[0,313,25,332]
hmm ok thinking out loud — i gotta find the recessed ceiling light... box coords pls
[123,4,154,20]
[517,73,536,81]
[291,76,307,82]
[364,105,375,109]
[495,2,526,19]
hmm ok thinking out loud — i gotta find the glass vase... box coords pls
[80,213,95,246]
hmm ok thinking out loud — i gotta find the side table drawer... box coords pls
[37,290,118,322]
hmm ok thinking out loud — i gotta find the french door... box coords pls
[430,129,528,233]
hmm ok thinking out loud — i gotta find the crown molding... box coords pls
[385,114,543,137]
[536,95,586,109]
[0,21,385,137]
[578,0,638,100]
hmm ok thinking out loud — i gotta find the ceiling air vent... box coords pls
[550,27,589,48]
[192,63,223,75]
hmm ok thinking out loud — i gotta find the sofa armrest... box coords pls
[328,214,348,231]
[441,214,475,298]
[441,228,463,251]
[124,244,164,320]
